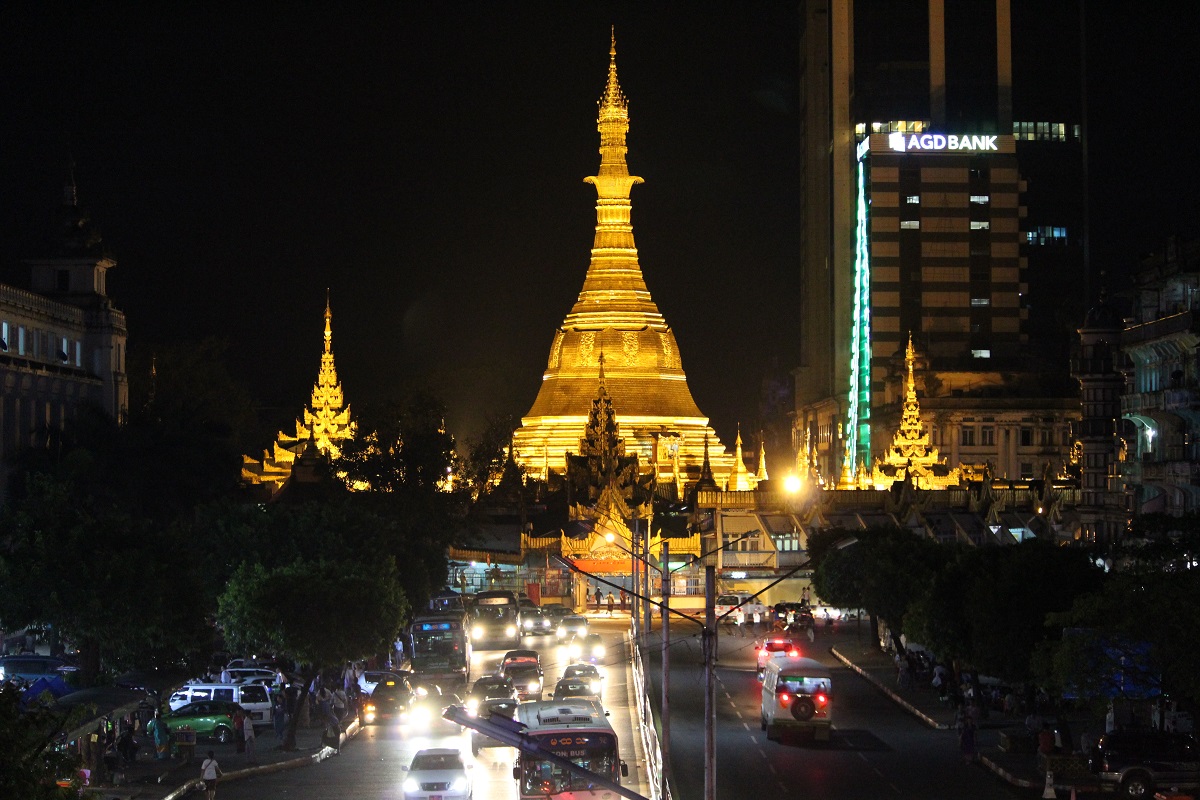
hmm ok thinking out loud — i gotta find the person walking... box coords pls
[201,750,223,800]
[232,707,247,754]
[332,686,348,722]
[147,710,170,761]
[619,588,627,612]
[241,712,256,763]
[594,585,603,612]
[958,715,977,764]
[605,592,615,616]
[272,692,288,740]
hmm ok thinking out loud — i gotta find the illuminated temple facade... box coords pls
[242,295,356,494]
[512,37,734,495]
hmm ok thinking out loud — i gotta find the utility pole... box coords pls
[643,528,653,635]
[660,540,671,800]
[631,518,640,638]
[703,564,716,800]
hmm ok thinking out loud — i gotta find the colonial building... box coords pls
[241,294,356,496]
[1,178,128,499]
[511,35,734,496]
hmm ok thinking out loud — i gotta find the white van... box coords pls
[168,683,274,727]
[760,656,832,742]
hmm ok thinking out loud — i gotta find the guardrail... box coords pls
[629,633,671,800]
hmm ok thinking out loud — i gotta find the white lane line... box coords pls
[757,748,767,759]
[749,735,758,744]
[857,752,868,762]
[890,783,901,794]
[735,710,743,719]
[742,722,750,731]
[767,764,777,775]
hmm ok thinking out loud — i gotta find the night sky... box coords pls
[1,4,1197,448]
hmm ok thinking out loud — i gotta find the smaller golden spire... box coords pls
[598,27,628,120]
[757,434,769,482]
[324,288,333,355]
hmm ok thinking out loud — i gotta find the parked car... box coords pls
[1089,729,1200,798]
[161,701,243,743]
[402,748,473,800]
[168,683,273,726]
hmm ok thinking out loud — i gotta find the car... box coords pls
[225,667,277,684]
[470,697,520,756]
[579,633,606,664]
[551,677,600,702]
[161,701,243,743]
[464,675,518,716]
[1089,729,1200,798]
[364,674,414,724]
[560,663,604,694]
[406,681,461,732]
[755,637,803,678]
[556,615,589,640]
[168,683,274,726]
[541,603,573,620]
[360,670,410,697]
[402,748,473,800]
[518,606,553,635]
[0,655,76,686]
[499,651,544,700]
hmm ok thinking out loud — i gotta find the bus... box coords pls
[468,589,520,648]
[512,699,627,798]
[409,612,472,686]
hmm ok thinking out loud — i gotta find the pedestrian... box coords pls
[594,585,603,612]
[147,710,170,761]
[241,711,256,763]
[232,707,246,754]
[201,750,223,800]
[272,693,288,740]
[619,588,627,612]
[959,716,977,764]
[219,667,231,684]
[801,586,810,606]
[316,684,336,728]
[332,685,348,721]
[606,592,615,616]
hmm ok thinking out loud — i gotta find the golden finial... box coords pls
[599,27,627,118]
[324,289,333,354]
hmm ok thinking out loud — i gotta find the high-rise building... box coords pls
[795,0,1084,485]
[512,36,735,494]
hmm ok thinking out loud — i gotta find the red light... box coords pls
[787,649,800,658]
[815,694,827,705]
[779,693,791,706]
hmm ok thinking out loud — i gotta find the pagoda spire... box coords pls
[757,435,769,482]
[296,292,355,457]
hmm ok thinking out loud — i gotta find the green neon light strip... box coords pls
[846,159,872,478]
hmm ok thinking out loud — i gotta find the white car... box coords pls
[402,748,473,800]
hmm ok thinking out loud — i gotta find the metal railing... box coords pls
[629,633,670,800]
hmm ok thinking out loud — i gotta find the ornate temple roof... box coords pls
[513,33,732,488]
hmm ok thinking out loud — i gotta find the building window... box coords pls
[971,349,992,358]
[971,297,991,307]
[1025,226,1069,246]
[0,320,7,352]
[906,195,920,204]
[1020,427,1033,446]
[900,220,920,229]
[17,325,26,355]
[1020,462,1034,479]
[75,340,82,367]
[58,337,69,362]
[981,427,995,445]
[970,221,991,230]
[969,195,990,204]
[1040,430,1052,446]
[961,427,976,446]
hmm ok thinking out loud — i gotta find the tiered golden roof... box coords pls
[513,33,732,490]
[242,295,357,494]
[872,335,962,490]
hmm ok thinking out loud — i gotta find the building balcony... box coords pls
[1164,387,1200,411]
[719,550,777,569]
[1122,392,1164,415]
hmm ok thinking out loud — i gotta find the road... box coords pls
[215,618,648,800]
[642,619,1029,800]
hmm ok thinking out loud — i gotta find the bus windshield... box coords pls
[411,628,464,668]
[521,732,618,796]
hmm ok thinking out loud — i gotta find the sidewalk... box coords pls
[84,717,359,800]
[830,636,1104,795]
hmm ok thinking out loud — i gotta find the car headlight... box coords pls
[466,697,479,713]
[410,706,432,725]
[557,629,566,638]
[593,645,606,657]
[528,680,540,691]
[589,681,601,693]
[450,777,468,792]
[403,778,419,793]
[523,620,532,629]
[505,625,517,637]
[472,628,484,640]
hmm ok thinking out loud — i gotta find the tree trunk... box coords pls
[78,637,102,688]
[281,667,316,752]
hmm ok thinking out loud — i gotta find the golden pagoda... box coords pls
[871,335,962,490]
[242,294,357,494]
[512,33,733,491]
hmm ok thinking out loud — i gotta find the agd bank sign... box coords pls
[888,132,999,152]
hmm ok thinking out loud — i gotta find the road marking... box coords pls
[777,781,787,792]
[724,690,732,699]
[749,735,758,744]
[734,710,743,719]
[742,722,750,731]
[757,748,767,759]
[767,764,777,775]
[857,752,868,762]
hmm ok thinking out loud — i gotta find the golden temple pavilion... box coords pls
[242,293,357,495]
[512,34,734,495]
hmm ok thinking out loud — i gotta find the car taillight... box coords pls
[815,694,827,706]
[787,649,800,658]
[778,692,791,706]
